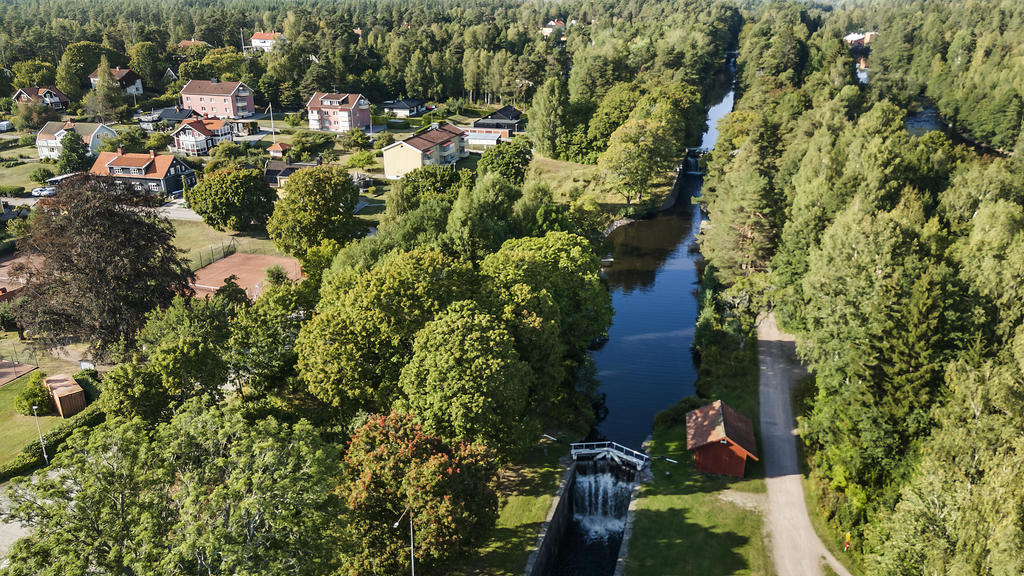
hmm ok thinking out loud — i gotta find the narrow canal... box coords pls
[545,62,736,576]
[590,73,735,450]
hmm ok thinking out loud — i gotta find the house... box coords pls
[264,159,317,188]
[90,149,197,195]
[36,121,117,160]
[540,19,566,37]
[685,400,759,478]
[138,106,199,131]
[88,67,144,96]
[162,67,179,84]
[267,142,291,158]
[382,122,467,180]
[180,79,254,118]
[171,117,233,155]
[843,32,876,48]
[13,85,70,110]
[464,131,501,151]
[306,92,372,132]
[250,31,283,52]
[383,98,428,118]
[472,105,523,134]
[177,38,210,50]
[44,374,86,418]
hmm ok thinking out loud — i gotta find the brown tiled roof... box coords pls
[174,117,226,137]
[686,400,759,459]
[90,151,181,180]
[14,85,69,104]
[177,39,209,48]
[306,92,363,110]
[251,31,282,41]
[88,67,140,81]
[181,79,245,96]
[399,123,464,152]
[267,142,291,151]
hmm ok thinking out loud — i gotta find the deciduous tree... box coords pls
[185,168,276,232]
[266,165,361,258]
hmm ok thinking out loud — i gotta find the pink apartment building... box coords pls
[306,92,371,132]
[180,79,254,119]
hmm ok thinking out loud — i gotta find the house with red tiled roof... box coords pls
[171,117,233,155]
[685,400,759,478]
[250,31,284,52]
[88,67,144,96]
[306,92,371,133]
[90,149,197,195]
[382,122,467,179]
[267,141,291,158]
[180,79,254,119]
[177,38,210,49]
[13,85,70,110]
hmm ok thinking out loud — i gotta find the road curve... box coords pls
[758,313,852,576]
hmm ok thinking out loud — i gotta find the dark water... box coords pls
[590,85,736,450]
[905,107,945,137]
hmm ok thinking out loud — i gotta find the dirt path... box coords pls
[758,313,851,576]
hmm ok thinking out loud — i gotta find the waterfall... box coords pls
[571,459,635,542]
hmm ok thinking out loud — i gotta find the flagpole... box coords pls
[269,101,276,144]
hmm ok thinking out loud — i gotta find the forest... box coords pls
[0,0,740,574]
[699,1,1024,574]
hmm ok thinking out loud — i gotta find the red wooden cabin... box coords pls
[685,400,759,478]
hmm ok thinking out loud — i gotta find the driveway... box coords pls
[758,313,852,576]
[0,491,29,562]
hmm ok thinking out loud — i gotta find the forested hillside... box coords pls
[844,0,1024,153]
[700,2,1024,573]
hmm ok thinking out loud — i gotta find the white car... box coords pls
[30,187,56,197]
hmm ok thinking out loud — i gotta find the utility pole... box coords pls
[32,405,48,464]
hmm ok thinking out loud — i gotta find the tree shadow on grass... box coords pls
[627,509,751,576]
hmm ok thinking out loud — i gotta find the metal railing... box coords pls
[570,441,650,470]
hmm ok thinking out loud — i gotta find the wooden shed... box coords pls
[685,400,759,478]
[45,374,86,418]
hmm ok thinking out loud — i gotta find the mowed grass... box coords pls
[454,438,569,576]
[626,424,772,576]
[171,220,281,268]
[0,372,61,467]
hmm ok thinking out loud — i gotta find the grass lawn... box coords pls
[454,438,569,576]
[529,154,676,214]
[0,372,61,467]
[171,219,281,268]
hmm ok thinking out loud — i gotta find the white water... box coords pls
[572,463,633,542]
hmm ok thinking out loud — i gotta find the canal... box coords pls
[589,76,735,450]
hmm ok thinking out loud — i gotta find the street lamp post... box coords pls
[394,507,415,576]
[32,405,48,464]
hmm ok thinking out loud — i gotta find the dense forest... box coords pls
[700,1,1024,574]
[0,0,739,575]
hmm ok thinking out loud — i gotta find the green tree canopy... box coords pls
[477,136,533,186]
[266,165,361,258]
[186,168,276,232]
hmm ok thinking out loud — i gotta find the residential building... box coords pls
[171,117,233,155]
[472,105,523,135]
[264,159,317,188]
[88,67,144,96]
[13,85,70,110]
[177,39,210,50]
[383,98,427,118]
[250,31,283,52]
[306,92,372,132]
[685,400,759,478]
[540,19,566,37]
[267,142,291,158]
[382,122,467,180]
[36,121,117,160]
[180,79,254,119]
[138,106,199,131]
[90,149,197,195]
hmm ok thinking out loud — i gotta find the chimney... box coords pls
[149,150,156,158]
[117,147,124,155]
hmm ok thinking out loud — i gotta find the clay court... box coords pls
[0,360,36,388]
[192,253,303,298]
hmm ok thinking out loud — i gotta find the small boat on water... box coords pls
[601,257,614,267]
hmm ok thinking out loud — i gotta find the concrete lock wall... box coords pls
[523,465,576,576]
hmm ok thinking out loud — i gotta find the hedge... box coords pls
[0,185,27,197]
[0,372,106,484]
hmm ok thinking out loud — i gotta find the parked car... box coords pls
[0,120,13,132]
[30,187,56,197]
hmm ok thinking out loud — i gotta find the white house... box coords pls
[88,67,144,96]
[171,117,233,155]
[250,31,283,52]
[36,122,117,160]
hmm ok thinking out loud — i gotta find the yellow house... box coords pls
[382,123,467,180]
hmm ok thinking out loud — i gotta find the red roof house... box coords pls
[686,400,759,478]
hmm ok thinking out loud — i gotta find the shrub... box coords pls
[0,185,28,197]
[0,401,106,483]
[653,395,706,430]
[30,166,55,184]
[17,134,36,147]
[14,371,52,416]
